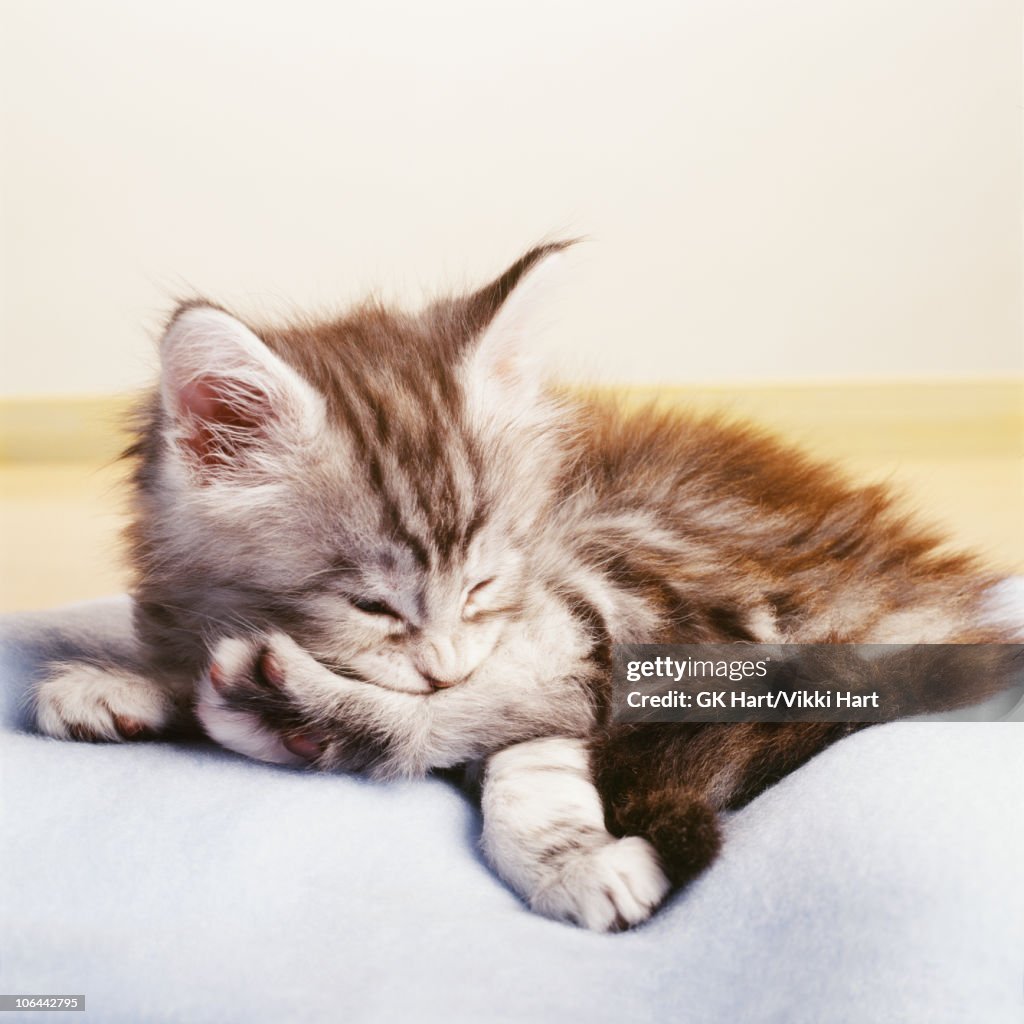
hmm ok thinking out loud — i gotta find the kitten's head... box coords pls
[133,243,574,693]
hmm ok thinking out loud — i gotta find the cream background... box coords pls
[1,0,1021,395]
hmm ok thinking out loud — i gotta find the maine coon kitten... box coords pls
[33,243,1018,931]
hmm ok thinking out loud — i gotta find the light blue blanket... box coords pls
[2,593,1022,1023]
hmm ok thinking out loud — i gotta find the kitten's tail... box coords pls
[772,642,1023,721]
[606,786,722,889]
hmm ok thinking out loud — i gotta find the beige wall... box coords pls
[1,0,1020,396]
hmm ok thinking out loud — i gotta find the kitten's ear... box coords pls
[462,241,574,419]
[159,304,324,475]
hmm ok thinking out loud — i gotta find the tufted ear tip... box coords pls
[460,242,577,422]
[464,240,580,338]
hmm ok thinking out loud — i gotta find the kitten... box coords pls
[33,243,1018,931]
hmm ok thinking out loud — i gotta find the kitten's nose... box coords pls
[418,635,470,691]
[422,671,468,691]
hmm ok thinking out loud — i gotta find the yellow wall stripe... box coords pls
[1,380,1020,463]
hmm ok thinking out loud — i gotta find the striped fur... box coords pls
[33,243,1019,930]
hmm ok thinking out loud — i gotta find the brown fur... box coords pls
[118,242,1016,895]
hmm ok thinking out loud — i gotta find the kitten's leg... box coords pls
[480,737,671,932]
[23,600,191,742]
[34,662,182,741]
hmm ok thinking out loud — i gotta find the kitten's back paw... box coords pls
[34,663,174,742]
[534,836,671,933]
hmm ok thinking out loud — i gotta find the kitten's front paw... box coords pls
[196,636,307,766]
[533,836,670,932]
[197,634,343,767]
[35,663,174,741]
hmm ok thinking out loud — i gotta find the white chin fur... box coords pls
[194,675,305,766]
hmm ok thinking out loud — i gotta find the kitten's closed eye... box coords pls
[463,577,498,620]
[468,578,495,600]
[350,597,401,619]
